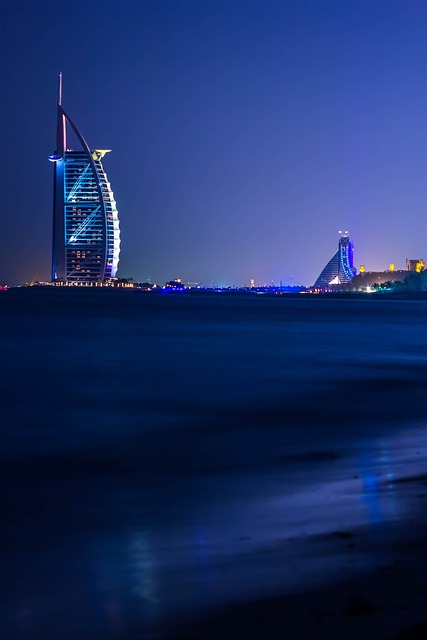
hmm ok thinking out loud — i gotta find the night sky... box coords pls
[2,0,427,287]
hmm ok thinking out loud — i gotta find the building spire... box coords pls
[56,72,66,157]
[58,72,62,106]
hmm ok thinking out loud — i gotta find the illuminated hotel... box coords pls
[314,232,356,288]
[50,74,120,284]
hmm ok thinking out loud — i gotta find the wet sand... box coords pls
[165,507,427,640]
[170,575,427,639]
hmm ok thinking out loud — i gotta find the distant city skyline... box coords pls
[2,0,427,287]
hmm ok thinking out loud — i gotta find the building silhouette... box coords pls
[49,74,120,284]
[406,259,425,272]
[314,233,355,288]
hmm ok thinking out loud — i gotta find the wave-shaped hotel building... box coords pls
[50,74,120,284]
[313,232,356,289]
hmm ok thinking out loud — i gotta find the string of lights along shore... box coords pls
[49,74,121,285]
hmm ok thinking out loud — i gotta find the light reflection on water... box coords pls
[4,431,427,639]
[113,426,427,629]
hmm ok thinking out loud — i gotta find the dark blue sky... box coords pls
[2,0,427,286]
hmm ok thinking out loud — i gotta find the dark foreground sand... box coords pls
[168,568,427,640]
[152,474,427,640]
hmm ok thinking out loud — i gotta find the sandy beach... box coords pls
[149,428,427,640]
[165,513,427,639]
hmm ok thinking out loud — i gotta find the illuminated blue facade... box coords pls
[51,75,120,283]
[314,234,356,288]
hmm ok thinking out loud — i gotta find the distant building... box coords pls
[406,259,424,272]
[164,279,185,290]
[313,233,356,288]
[49,74,121,284]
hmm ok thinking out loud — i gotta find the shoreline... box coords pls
[5,284,427,301]
[157,500,427,639]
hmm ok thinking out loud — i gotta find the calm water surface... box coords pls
[1,289,427,638]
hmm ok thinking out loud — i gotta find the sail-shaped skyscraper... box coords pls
[50,74,120,284]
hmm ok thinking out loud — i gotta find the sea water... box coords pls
[2,288,427,638]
